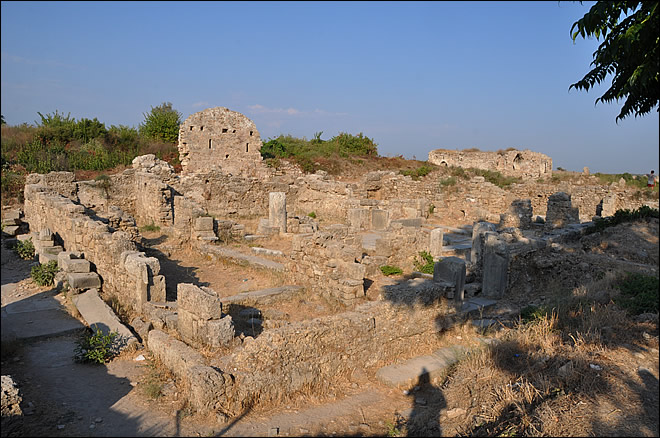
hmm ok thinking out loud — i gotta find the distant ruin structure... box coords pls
[177,107,263,175]
[428,148,552,179]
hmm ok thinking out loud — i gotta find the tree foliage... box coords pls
[570,1,659,121]
[139,102,182,143]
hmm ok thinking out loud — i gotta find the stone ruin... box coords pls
[8,106,658,422]
[177,107,264,176]
[428,148,553,179]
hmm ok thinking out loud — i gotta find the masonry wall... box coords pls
[428,148,553,179]
[177,107,264,176]
[23,183,166,312]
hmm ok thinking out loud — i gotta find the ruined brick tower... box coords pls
[177,107,263,174]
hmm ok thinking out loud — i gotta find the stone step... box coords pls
[376,345,468,388]
[460,297,497,315]
[200,244,285,272]
[72,288,138,352]
[222,285,304,306]
[251,247,284,257]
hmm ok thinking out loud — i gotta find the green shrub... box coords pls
[139,102,182,144]
[586,206,659,234]
[439,176,457,187]
[140,223,160,232]
[400,163,434,180]
[308,211,317,219]
[413,251,435,274]
[73,117,107,143]
[34,110,77,145]
[74,326,118,364]
[615,272,659,315]
[13,238,35,260]
[519,305,551,323]
[380,265,403,276]
[31,260,59,286]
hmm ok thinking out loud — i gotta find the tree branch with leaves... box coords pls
[570,1,659,121]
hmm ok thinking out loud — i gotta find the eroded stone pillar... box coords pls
[269,192,287,233]
[429,228,444,260]
[482,232,509,299]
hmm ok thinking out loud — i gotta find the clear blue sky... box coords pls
[2,1,658,174]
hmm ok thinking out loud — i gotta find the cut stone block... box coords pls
[67,272,102,290]
[482,233,509,298]
[2,225,19,236]
[60,258,91,273]
[39,253,59,265]
[194,216,214,232]
[348,208,370,230]
[392,218,422,228]
[205,316,235,347]
[429,228,444,260]
[177,283,223,321]
[269,192,287,233]
[371,209,389,230]
[433,257,466,301]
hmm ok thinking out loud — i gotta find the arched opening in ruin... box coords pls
[440,160,448,167]
[513,153,523,170]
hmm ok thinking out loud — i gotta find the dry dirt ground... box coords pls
[1,216,658,437]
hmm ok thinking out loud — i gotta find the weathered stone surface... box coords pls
[269,192,287,233]
[428,148,552,179]
[433,257,466,301]
[471,221,497,270]
[177,284,223,321]
[1,375,23,436]
[205,316,235,347]
[185,365,234,415]
[59,258,91,273]
[429,228,444,260]
[371,209,389,230]
[194,216,214,232]
[67,272,102,290]
[481,233,509,298]
[147,329,206,381]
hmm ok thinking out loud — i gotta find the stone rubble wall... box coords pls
[23,182,166,312]
[428,148,553,179]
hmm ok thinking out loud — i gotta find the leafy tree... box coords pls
[1,114,6,125]
[73,117,107,143]
[35,110,76,145]
[139,102,182,143]
[570,1,659,121]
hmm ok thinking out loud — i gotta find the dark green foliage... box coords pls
[439,176,457,187]
[414,251,435,274]
[13,238,35,260]
[139,102,182,144]
[586,206,659,234]
[594,172,652,190]
[380,265,403,276]
[74,326,118,364]
[107,124,140,151]
[35,110,76,145]
[570,1,659,121]
[31,260,59,286]
[400,163,435,180]
[308,211,317,219]
[520,305,551,323]
[260,132,378,172]
[615,272,659,315]
[73,117,107,143]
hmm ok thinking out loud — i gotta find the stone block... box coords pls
[471,221,497,268]
[268,192,287,233]
[67,272,102,290]
[2,225,19,236]
[39,252,59,265]
[204,316,235,347]
[347,208,370,230]
[194,216,214,232]
[60,258,91,273]
[482,233,509,298]
[429,228,444,260]
[185,365,233,415]
[150,275,167,302]
[392,218,422,228]
[38,228,53,241]
[147,330,206,381]
[371,209,389,230]
[433,257,466,301]
[177,283,223,321]
[42,245,63,255]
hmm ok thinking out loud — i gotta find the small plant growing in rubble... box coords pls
[413,251,435,274]
[139,222,160,232]
[30,260,59,286]
[615,272,659,315]
[13,237,35,260]
[308,211,317,219]
[380,265,403,276]
[74,326,118,364]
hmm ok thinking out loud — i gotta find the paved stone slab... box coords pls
[1,307,85,342]
[376,345,467,388]
[73,289,138,351]
[222,285,304,305]
[200,244,285,272]
[251,247,284,257]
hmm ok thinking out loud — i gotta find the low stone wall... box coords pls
[23,182,166,312]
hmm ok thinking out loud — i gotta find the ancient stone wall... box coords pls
[177,107,264,176]
[23,182,166,312]
[428,148,552,179]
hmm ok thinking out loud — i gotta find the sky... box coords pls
[1,1,658,174]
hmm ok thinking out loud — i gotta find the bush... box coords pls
[439,176,457,187]
[140,223,160,232]
[139,102,182,144]
[308,211,317,219]
[586,206,659,234]
[413,251,435,274]
[31,260,59,286]
[615,272,659,315]
[13,238,35,260]
[74,326,118,364]
[380,265,403,276]
[73,117,107,143]
[400,163,434,180]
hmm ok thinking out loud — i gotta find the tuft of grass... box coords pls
[308,211,317,219]
[140,222,160,232]
[31,260,59,286]
[413,251,435,274]
[13,237,35,260]
[614,272,658,315]
[380,265,403,276]
[74,326,118,364]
